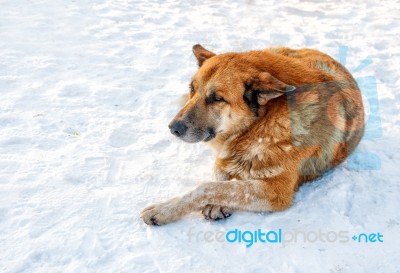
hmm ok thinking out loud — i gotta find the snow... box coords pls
[1,0,399,272]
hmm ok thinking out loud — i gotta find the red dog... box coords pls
[141,45,364,225]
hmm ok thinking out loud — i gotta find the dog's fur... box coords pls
[141,45,364,225]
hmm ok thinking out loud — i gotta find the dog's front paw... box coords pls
[202,204,232,221]
[140,198,181,226]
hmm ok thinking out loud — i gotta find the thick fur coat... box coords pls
[141,45,364,225]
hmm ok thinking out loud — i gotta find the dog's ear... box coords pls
[245,72,296,106]
[192,44,216,67]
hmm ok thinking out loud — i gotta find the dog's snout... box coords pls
[169,121,188,137]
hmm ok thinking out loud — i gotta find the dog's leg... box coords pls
[201,166,234,221]
[213,166,230,181]
[140,173,296,225]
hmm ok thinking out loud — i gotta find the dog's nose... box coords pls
[169,121,187,137]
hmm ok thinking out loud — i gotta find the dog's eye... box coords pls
[189,84,195,97]
[206,94,225,104]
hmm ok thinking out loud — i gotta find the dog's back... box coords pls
[264,47,365,182]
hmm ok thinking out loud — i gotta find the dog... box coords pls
[141,44,364,225]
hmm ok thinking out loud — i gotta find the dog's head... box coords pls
[168,44,296,143]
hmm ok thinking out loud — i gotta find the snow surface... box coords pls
[1,0,400,272]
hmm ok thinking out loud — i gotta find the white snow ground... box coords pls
[1,0,400,272]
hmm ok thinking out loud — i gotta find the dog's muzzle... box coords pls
[169,121,188,137]
[168,121,216,143]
